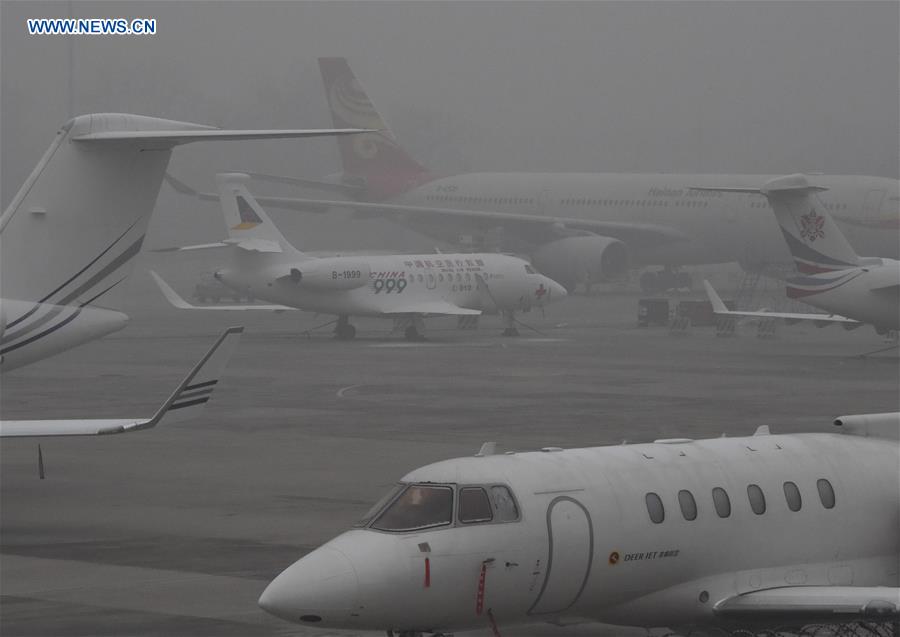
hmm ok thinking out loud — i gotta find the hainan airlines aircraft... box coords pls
[0,326,241,437]
[231,58,899,293]
[152,173,565,340]
[260,412,900,635]
[0,112,366,372]
[702,174,899,334]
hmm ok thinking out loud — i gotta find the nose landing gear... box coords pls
[334,315,357,340]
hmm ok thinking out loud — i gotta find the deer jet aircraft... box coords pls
[260,412,900,636]
[702,174,899,334]
[0,112,366,372]
[153,173,565,340]
[212,57,899,293]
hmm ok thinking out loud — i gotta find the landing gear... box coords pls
[334,315,357,340]
[501,311,520,337]
[404,325,424,341]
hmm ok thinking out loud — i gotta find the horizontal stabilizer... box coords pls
[74,127,372,146]
[152,242,229,253]
[150,271,295,312]
[0,326,242,437]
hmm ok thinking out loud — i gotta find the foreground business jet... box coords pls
[219,58,899,292]
[702,174,899,334]
[0,326,241,437]
[153,173,565,340]
[260,412,899,635]
[0,113,365,372]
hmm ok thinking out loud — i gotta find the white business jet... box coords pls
[702,174,899,334]
[152,173,566,340]
[259,412,899,635]
[0,113,365,372]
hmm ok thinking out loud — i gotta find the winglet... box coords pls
[703,280,731,315]
[150,270,197,309]
[131,326,244,431]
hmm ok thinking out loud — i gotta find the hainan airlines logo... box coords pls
[799,209,826,242]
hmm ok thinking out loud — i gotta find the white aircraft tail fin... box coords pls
[216,173,306,257]
[1,113,364,311]
[318,57,428,197]
[762,174,860,274]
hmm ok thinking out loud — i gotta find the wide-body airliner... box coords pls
[240,58,900,293]
[260,412,900,635]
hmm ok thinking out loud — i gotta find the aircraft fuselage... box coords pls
[261,429,899,633]
[393,173,899,267]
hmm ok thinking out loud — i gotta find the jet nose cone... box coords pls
[539,277,567,304]
[258,546,359,626]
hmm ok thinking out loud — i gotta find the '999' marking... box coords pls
[373,278,408,294]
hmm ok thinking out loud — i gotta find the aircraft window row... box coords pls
[426,194,534,206]
[645,479,836,523]
[822,202,848,211]
[560,198,708,208]
[408,272,477,284]
[366,483,520,532]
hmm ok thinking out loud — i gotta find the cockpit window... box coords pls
[489,485,520,522]
[371,484,453,532]
[458,487,493,524]
[355,483,405,527]
[524,264,536,274]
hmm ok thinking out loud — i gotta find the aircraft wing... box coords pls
[150,271,295,311]
[164,176,690,249]
[714,586,900,624]
[382,302,482,317]
[0,326,242,437]
[703,280,859,326]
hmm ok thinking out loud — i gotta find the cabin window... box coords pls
[645,492,665,524]
[489,485,519,522]
[783,481,802,512]
[678,490,697,521]
[747,484,766,515]
[458,487,493,524]
[372,484,453,532]
[817,479,836,509]
[712,487,731,518]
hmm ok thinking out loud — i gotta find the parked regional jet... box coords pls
[153,173,565,340]
[702,174,899,334]
[225,58,898,293]
[0,112,366,372]
[259,412,900,635]
[0,326,241,437]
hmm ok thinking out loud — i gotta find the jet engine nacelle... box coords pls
[532,235,629,291]
[285,258,371,291]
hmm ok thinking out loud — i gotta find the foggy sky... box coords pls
[2,1,898,253]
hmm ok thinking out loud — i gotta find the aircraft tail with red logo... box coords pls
[762,174,860,275]
[318,57,430,199]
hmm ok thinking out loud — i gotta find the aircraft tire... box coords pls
[335,324,356,340]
